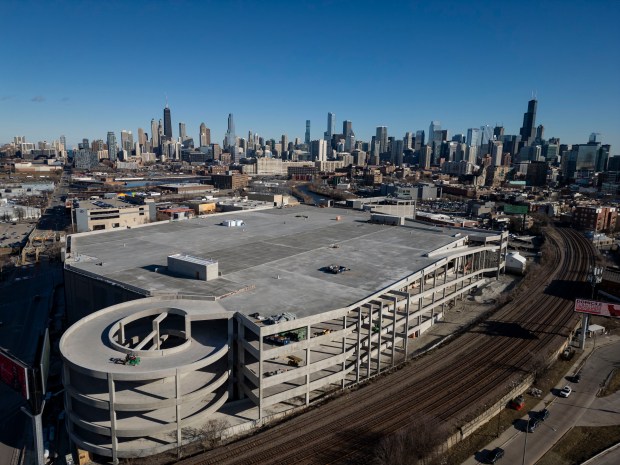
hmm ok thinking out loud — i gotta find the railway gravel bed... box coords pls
[177,227,595,465]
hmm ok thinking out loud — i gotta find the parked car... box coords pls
[559,385,572,397]
[537,408,550,421]
[573,373,582,383]
[527,418,540,433]
[509,395,525,410]
[486,447,505,463]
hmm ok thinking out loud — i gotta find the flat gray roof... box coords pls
[67,206,495,318]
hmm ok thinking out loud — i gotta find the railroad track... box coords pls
[178,226,595,465]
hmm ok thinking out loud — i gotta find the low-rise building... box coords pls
[211,173,249,190]
[156,207,195,221]
[73,199,156,232]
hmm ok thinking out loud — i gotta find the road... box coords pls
[463,336,620,465]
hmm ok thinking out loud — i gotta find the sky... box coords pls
[1,0,619,152]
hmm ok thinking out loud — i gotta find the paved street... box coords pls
[462,335,620,465]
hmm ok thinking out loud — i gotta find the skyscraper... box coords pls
[311,139,327,162]
[404,132,413,150]
[305,120,311,145]
[392,139,404,166]
[281,134,288,158]
[59,135,66,152]
[120,130,133,155]
[224,113,237,152]
[480,125,493,147]
[163,104,172,141]
[107,131,117,162]
[493,126,504,140]
[429,121,441,143]
[137,128,146,148]
[415,130,425,151]
[199,123,210,147]
[535,124,544,142]
[376,126,388,154]
[325,112,335,140]
[151,119,159,152]
[342,120,354,152]
[519,99,537,148]
[179,122,187,141]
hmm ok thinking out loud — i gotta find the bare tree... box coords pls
[374,415,450,465]
[198,418,230,450]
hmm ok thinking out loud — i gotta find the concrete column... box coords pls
[227,318,234,399]
[404,293,411,355]
[237,322,246,400]
[432,268,437,303]
[377,302,383,373]
[63,365,74,435]
[306,324,311,405]
[496,244,502,279]
[118,322,125,345]
[175,370,182,451]
[391,297,397,366]
[356,308,362,383]
[185,314,191,340]
[341,315,347,388]
[367,305,372,378]
[258,329,264,419]
[442,262,448,311]
[153,319,160,350]
[108,374,118,465]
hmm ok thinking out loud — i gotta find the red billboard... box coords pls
[574,299,620,318]
[0,350,29,400]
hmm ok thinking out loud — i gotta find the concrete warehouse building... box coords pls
[60,206,508,460]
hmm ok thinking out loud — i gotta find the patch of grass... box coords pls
[536,425,620,465]
[599,368,620,398]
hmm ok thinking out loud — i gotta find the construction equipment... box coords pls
[287,355,303,367]
[125,353,140,366]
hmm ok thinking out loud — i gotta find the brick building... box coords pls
[572,205,617,232]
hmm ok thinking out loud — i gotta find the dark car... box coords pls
[486,447,504,463]
[537,408,550,421]
[573,373,582,383]
[527,418,541,433]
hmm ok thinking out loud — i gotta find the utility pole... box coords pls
[580,266,603,349]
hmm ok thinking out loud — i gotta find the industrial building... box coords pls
[60,206,507,460]
[72,198,156,233]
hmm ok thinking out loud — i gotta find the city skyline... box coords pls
[1,1,618,151]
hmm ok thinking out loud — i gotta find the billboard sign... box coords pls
[0,349,30,400]
[574,299,620,318]
[504,204,529,215]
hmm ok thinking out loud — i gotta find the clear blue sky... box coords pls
[1,0,619,153]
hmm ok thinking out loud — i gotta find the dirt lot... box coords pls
[536,425,620,465]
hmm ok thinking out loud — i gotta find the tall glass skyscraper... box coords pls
[519,99,537,147]
[325,112,335,140]
[375,126,388,154]
[305,120,311,145]
[225,113,236,150]
[106,131,117,162]
[163,104,172,141]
